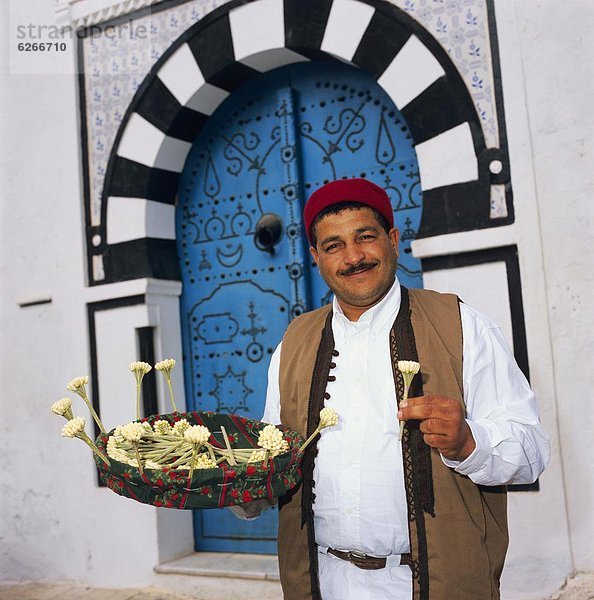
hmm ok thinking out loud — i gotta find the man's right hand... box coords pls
[227,498,277,520]
[397,395,476,461]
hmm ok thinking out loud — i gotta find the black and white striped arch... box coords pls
[88,0,510,285]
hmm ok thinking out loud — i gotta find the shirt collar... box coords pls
[332,277,401,338]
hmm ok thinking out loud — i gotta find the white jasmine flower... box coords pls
[106,438,128,463]
[299,407,341,453]
[66,376,89,393]
[58,415,111,467]
[141,421,153,434]
[145,459,163,470]
[61,416,86,438]
[319,407,339,429]
[172,419,191,437]
[51,397,74,420]
[128,361,152,375]
[129,361,152,420]
[397,360,421,440]
[192,453,217,469]
[154,358,178,412]
[247,449,267,463]
[397,360,421,377]
[153,420,172,435]
[64,375,106,434]
[117,451,129,463]
[120,422,145,443]
[155,359,176,372]
[396,360,421,395]
[184,425,210,447]
[258,424,289,455]
[106,436,119,457]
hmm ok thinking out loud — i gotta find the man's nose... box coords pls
[342,242,365,265]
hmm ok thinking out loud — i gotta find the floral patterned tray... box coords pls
[94,411,304,510]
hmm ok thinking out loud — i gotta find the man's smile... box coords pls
[338,261,378,277]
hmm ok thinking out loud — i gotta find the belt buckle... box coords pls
[347,550,372,568]
[347,550,368,561]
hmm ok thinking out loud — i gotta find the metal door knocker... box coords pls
[254,213,283,254]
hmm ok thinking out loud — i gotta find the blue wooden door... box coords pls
[176,61,422,554]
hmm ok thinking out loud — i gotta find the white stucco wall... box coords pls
[0,0,192,587]
[512,0,594,575]
[1,0,592,597]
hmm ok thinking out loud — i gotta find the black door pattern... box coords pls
[176,60,423,553]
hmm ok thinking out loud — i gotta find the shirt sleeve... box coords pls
[261,342,282,425]
[441,304,550,485]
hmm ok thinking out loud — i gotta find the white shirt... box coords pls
[263,280,550,600]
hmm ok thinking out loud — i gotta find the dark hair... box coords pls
[309,201,391,247]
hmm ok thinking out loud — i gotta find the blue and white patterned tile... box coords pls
[394,0,499,146]
[392,0,507,217]
[490,185,507,218]
[83,0,233,225]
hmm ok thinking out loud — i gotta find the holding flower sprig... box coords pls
[397,360,421,440]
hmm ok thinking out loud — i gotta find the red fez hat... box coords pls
[304,178,394,244]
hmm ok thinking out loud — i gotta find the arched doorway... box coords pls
[177,60,422,553]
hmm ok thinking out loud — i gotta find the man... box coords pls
[261,178,549,600]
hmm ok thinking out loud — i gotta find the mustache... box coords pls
[338,262,378,276]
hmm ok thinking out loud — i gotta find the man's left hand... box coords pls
[397,395,476,461]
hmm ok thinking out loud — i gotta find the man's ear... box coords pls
[310,245,319,266]
[388,227,400,257]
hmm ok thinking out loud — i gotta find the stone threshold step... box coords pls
[155,552,280,582]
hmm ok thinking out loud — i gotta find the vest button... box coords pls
[329,362,336,369]
[324,392,331,399]
[327,375,336,382]
[332,350,340,357]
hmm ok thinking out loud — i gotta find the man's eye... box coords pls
[359,234,376,241]
[324,244,339,252]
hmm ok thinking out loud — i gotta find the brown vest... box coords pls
[277,287,508,600]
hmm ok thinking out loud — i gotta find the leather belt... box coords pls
[327,548,413,570]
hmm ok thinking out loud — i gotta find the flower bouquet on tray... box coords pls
[51,359,338,510]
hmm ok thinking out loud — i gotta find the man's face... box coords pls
[310,207,399,320]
